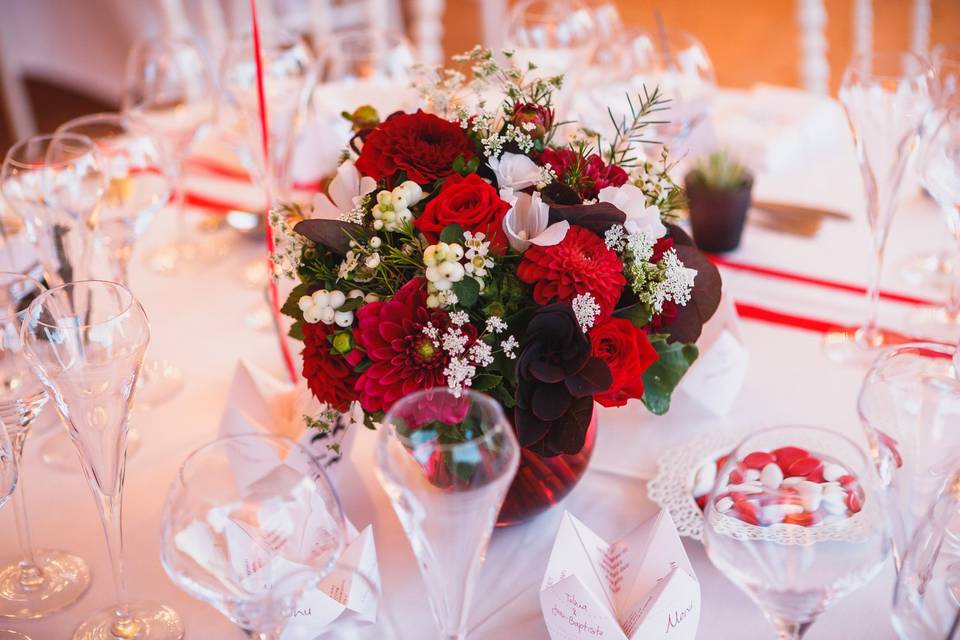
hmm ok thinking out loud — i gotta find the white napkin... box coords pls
[540,510,700,640]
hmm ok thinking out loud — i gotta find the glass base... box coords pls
[0,550,91,619]
[72,602,183,640]
[899,250,953,290]
[906,306,960,343]
[145,238,225,274]
[39,429,141,472]
[244,303,275,333]
[822,326,910,366]
[136,359,184,408]
[0,629,31,639]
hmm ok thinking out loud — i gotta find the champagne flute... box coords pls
[1,134,105,288]
[907,109,960,341]
[161,433,365,640]
[376,388,520,640]
[55,114,185,410]
[704,425,891,639]
[21,281,183,640]
[0,273,91,620]
[824,52,932,364]
[0,416,30,640]
[123,36,217,274]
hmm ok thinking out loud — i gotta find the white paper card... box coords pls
[540,511,700,640]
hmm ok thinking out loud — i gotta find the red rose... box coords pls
[538,149,628,200]
[517,226,626,318]
[355,110,475,185]
[590,317,659,407]
[302,321,358,412]
[415,173,511,252]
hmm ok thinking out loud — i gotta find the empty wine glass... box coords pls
[1,133,106,287]
[858,342,960,566]
[824,52,932,364]
[0,273,91,620]
[626,27,716,161]
[900,43,960,290]
[55,113,185,410]
[161,433,351,640]
[376,388,520,640]
[21,281,183,640]
[704,425,891,639]
[123,36,217,274]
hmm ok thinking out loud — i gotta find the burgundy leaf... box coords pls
[548,202,627,236]
[565,358,612,398]
[294,219,365,256]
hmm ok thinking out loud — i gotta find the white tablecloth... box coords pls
[3,88,946,639]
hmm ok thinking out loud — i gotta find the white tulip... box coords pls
[488,152,543,190]
[597,184,667,239]
[501,188,569,252]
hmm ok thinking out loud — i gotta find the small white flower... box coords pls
[365,253,381,269]
[652,249,698,313]
[469,341,494,367]
[449,310,469,326]
[571,292,601,333]
[604,224,626,252]
[442,326,469,356]
[485,316,507,334]
[501,335,519,359]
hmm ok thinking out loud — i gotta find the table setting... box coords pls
[0,0,959,638]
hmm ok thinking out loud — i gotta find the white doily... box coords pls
[647,430,884,545]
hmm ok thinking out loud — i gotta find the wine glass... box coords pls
[858,341,960,566]
[161,433,353,640]
[0,273,91,620]
[55,113,186,410]
[823,52,932,364]
[123,36,217,274]
[375,388,520,640]
[626,27,716,162]
[0,416,30,640]
[20,281,183,640]
[900,43,960,289]
[907,109,960,341]
[704,425,891,639]
[1,133,106,288]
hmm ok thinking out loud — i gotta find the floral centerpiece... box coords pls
[273,47,721,523]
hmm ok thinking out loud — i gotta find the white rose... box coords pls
[488,152,542,190]
[597,183,667,239]
[500,188,569,252]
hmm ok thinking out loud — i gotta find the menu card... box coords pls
[540,510,700,640]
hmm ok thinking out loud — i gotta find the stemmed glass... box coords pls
[0,273,91,620]
[1,134,106,288]
[857,342,960,565]
[55,114,185,410]
[704,425,891,639]
[161,433,360,640]
[0,416,29,640]
[626,27,716,161]
[900,43,960,289]
[123,36,217,274]
[375,388,520,640]
[20,281,183,640]
[824,52,932,364]
[907,109,960,341]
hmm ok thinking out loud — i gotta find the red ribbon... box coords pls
[251,0,298,383]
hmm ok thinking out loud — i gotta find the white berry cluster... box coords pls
[371,181,423,232]
[423,242,465,308]
[298,289,362,326]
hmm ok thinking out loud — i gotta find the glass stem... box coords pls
[9,428,42,588]
[173,159,188,244]
[256,631,281,640]
[772,618,811,639]
[112,244,133,289]
[948,222,960,318]
[861,237,886,345]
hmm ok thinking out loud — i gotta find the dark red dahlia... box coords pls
[302,321,359,413]
[353,278,476,413]
[538,149,628,200]
[355,110,475,185]
[517,225,626,318]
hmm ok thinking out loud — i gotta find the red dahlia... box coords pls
[517,225,626,318]
[355,110,476,185]
[301,321,358,413]
[353,278,475,413]
[538,149,628,200]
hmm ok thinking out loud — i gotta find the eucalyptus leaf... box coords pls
[452,277,480,307]
[641,335,698,415]
[440,223,465,245]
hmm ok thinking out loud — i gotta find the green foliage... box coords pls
[641,335,699,415]
[471,374,502,391]
[453,277,481,307]
[688,150,752,192]
[452,155,481,176]
[439,223,465,245]
[614,301,653,329]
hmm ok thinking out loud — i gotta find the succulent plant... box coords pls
[687,150,752,192]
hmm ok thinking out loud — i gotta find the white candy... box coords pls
[726,483,763,494]
[822,463,848,482]
[761,503,803,524]
[797,481,823,512]
[692,462,717,497]
[744,469,761,482]
[781,476,805,487]
[760,463,784,489]
[822,487,848,514]
[334,310,353,327]
[716,497,734,512]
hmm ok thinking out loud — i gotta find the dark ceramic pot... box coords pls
[684,177,753,253]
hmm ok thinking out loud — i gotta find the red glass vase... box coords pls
[496,408,597,527]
